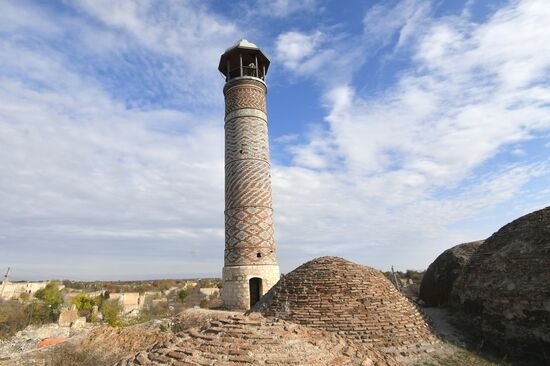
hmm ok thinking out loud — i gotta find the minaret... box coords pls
[218,40,280,310]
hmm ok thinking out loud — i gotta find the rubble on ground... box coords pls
[118,309,398,365]
[0,322,90,361]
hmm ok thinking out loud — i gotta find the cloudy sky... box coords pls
[1,0,549,280]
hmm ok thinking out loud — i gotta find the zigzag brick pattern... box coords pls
[225,160,272,209]
[225,117,269,163]
[222,73,279,309]
[225,207,275,266]
[224,84,266,114]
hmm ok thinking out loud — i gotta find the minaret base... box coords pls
[222,265,280,310]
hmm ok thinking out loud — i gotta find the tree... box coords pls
[405,270,424,283]
[101,300,122,327]
[71,293,96,311]
[29,300,52,324]
[177,289,189,303]
[34,283,63,320]
[0,300,28,338]
[19,292,30,302]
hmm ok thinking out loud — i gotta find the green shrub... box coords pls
[0,300,28,339]
[30,300,55,324]
[34,283,62,320]
[71,293,96,311]
[177,289,189,302]
[101,300,122,327]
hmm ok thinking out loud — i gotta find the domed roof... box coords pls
[419,240,484,306]
[451,206,550,352]
[252,256,438,355]
[224,39,259,52]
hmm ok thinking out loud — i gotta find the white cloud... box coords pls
[273,1,430,84]
[272,0,550,269]
[363,0,430,51]
[71,0,238,105]
[0,1,234,278]
[1,0,550,279]
[275,31,324,70]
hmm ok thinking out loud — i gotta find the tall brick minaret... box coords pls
[218,40,280,310]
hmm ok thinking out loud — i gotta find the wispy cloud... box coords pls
[1,0,549,279]
[0,1,235,278]
[272,0,550,268]
[363,0,431,51]
[275,31,324,70]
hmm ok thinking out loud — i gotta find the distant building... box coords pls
[199,287,220,299]
[109,292,145,316]
[0,280,50,300]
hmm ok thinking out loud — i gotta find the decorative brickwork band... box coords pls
[225,246,277,266]
[224,80,267,114]
[225,160,272,209]
[225,117,269,163]
[225,207,275,266]
[225,108,267,123]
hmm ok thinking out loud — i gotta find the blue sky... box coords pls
[1,0,549,280]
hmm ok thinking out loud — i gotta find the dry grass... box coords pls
[415,349,512,366]
[40,343,120,366]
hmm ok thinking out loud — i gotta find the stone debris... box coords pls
[451,205,550,356]
[117,309,398,365]
[419,240,484,307]
[71,316,86,329]
[0,323,88,359]
[252,256,439,358]
[77,323,173,358]
[58,304,79,327]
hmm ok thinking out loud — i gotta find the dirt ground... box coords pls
[412,307,512,366]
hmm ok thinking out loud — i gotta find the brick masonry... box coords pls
[224,81,266,115]
[252,256,438,357]
[222,76,280,309]
[223,265,280,310]
[117,309,399,365]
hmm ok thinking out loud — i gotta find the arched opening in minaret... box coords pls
[249,277,263,307]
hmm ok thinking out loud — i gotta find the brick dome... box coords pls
[252,256,438,356]
[451,206,550,358]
